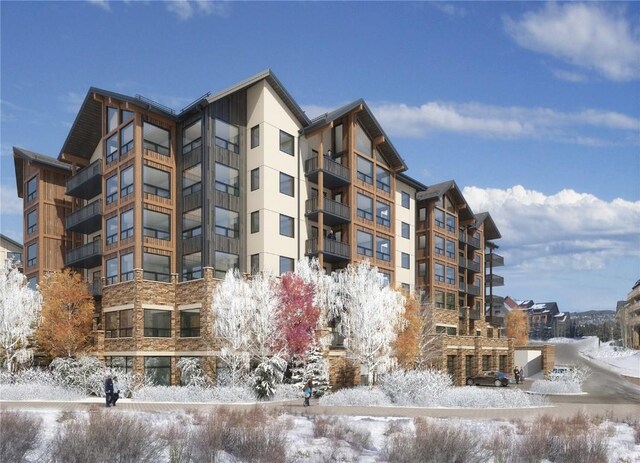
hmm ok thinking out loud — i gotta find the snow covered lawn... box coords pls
[581,341,640,379]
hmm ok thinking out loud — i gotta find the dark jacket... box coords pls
[105,378,114,394]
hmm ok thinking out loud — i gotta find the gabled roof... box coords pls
[416,180,475,222]
[13,147,71,197]
[0,233,22,250]
[397,172,428,191]
[302,99,407,172]
[474,211,502,240]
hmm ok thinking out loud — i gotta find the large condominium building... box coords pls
[13,70,509,386]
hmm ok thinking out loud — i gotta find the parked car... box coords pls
[549,365,574,380]
[466,371,510,387]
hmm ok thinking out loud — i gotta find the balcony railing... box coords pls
[458,256,481,272]
[458,230,481,249]
[469,308,481,320]
[304,156,350,187]
[66,159,103,199]
[486,274,505,287]
[485,252,505,268]
[305,197,350,225]
[459,282,481,296]
[305,238,350,261]
[486,294,505,304]
[65,240,102,269]
[66,199,102,234]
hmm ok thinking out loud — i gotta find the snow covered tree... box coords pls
[393,294,423,369]
[416,300,445,369]
[302,346,329,391]
[36,269,93,359]
[0,263,42,371]
[333,261,406,385]
[248,271,282,364]
[505,308,529,346]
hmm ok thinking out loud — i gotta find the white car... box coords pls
[549,366,573,380]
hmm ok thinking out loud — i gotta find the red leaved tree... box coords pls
[276,273,320,358]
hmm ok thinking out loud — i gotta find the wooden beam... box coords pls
[59,152,89,167]
[373,135,385,146]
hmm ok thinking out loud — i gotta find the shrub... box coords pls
[378,369,452,406]
[319,386,392,407]
[252,357,287,400]
[0,368,83,401]
[176,357,210,388]
[0,411,42,463]
[50,356,104,396]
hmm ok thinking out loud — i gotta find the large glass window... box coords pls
[418,262,427,277]
[376,201,390,227]
[357,193,373,221]
[215,163,239,196]
[144,357,170,386]
[401,252,410,269]
[143,209,170,240]
[250,254,259,274]
[182,208,201,239]
[446,266,455,285]
[106,175,117,204]
[435,209,445,228]
[120,209,134,240]
[357,230,373,257]
[180,309,200,337]
[401,191,410,209]
[106,133,118,164]
[214,251,238,279]
[435,263,445,282]
[183,252,202,280]
[279,256,294,275]
[376,236,391,261]
[121,110,134,123]
[356,156,373,184]
[143,252,170,282]
[26,210,37,234]
[279,172,294,197]
[279,130,294,155]
[446,240,455,258]
[183,164,202,196]
[418,235,426,249]
[446,292,455,310]
[107,107,118,133]
[121,122,134,156]
[214,119,239,153]
[251,125,259,148]
[144,309,171,337]
[143,165,170,198]
[143,122,170,156]
[355,124,372,156]
[106,355,133,373]
[183,119,202,153]
[435,236,445,256]
[120,166,133,197]
[106,257,117,285]
[435,290,445,308]
[26,176,37,202]
[401,222,410,239]
[251,210,259,234]
[215,207,239,238]
[105,312,118,338]
[279,214,294,238]
[334,123,343,152]
[446,214,456,232]
[376,166,390,193]
[419,207,427,222]
[120,252,134,281]
[26,242,37,267]
[251,168,259,191]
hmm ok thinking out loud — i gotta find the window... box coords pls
[435,236,445,256]
[447,326,457,336]
[356,156,373,184]
[334,123,343,152]
[499,355,507,372]
[143,209,170,240]
[419,207,427,222]
[183,119,202,153]
[482,355,490,371]
[279,172,294,197]
[446,292,455,310]
[214,119,239,153]
[401,283,410,293]
[143,252,170,282]
[250,254,259,274]
[26,242,37,267]
[279,256,294,275]
[143,122,170,156]
[120,209,134,240]
[120,166,133,197]
[446,214,456,232]
[376,236,390,261]
[380,272,391,287]
[183,164,202,196]
[144,357,170,386]
[279,130,294,155]
[376,201,390,227]
[251,211,259,234]
[106,133,118,164]
[107,107,118,133]
[357,230,373,257]
[105,312,118,338]
[214,163,240,196]
[401,252,410,269]
[251,168,259,191]
[121,110,134,123]
[446,266,455,285]
[401,191,410,209]
[435,263,445,282]
[355,123,372,156]
[251,125,259,148]
[418,262,427,277]
[446,240,455,258]
[435,290,445,308]
[121,122,134,156]
[143,165,170,198]
[215,207,239,238]
[214,251,238,279]
[120,252,134,281]
[26,210,36,234]
[418,235,426,249]
[182,208,202,239]
[26,176,37,202]
[183,252,202,280]
[357,193,373,221]
[106,257,117,285]
[106,355,133,373]
[401,222,410,239]
[447,355,456,376]
[180,309,200,337]
[435,209,445,228]
[106,175,117,204]
[376,166,390,192]
[279,214,294,238]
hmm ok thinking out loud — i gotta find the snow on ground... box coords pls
[580,339,640,379]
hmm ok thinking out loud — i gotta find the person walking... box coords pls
[303,380,313,407]
[104,374,114,408]
[519,367,525,382]
[513,367,520,385]
[111,376,120,407]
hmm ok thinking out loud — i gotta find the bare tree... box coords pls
[415,300,445,370]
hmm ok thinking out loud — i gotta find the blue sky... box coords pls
[1,1,639,312]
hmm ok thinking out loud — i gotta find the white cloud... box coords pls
[167,0,229,21]
[0,185,23,216]
[552,69,588,83]
[87,0,111,11]
[504,3,640,81]
[430,2,466,17]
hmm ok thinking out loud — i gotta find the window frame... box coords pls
[120,166,134,198]
[26,242,37,267]
[26,176,37,202]
[279,130,294,155]
[106,174,118,204]
[250,168,259,191]
[214,207,239,239]
[214,118,240,153]
[376,236,391,262]
[279,214,294,238]
[279,172,294,197]
[356,230,373,257]
[401,252,410,269]
[251,210,259,234]
[279,256,294,275]
[143,209,170,240]
[401,191,410,209]
[250,125,259,149]
[120,122,134,156]
[120,252,134,281]
[143,121,170,156]
[26,209,37,234]
[401,222,410,239]
[143,165,170,198]
[214,163,240,196]
[120,209,134,240]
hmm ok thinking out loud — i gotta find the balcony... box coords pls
[90,279,102,298]
[66,159,102,200]
[66,199,102,234]
[469,308,481,320]
[485,316,504,327]
[65,240,102,269]
[305,197,350,226]
[485,252,505,268]
[304,156,350,188]
[305,238,350,263]
[486,274,505,287]
[486,294,505,305]
[459,282,481,296]
[459,230,481,249]
[458,256,481,273]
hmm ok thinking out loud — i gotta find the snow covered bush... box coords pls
[378,369,452,407]
[252,357,287,400]
[0,368,83,401]
[176,357,210,387]
[442,387,548,408]
[50,356,104,396]
[531,365,591,394]
[132,385,256,403]
[319,386,393,407]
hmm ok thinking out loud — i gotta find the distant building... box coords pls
[618,280,640,349]
[0,233,23,271]
[515,299,569,339]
